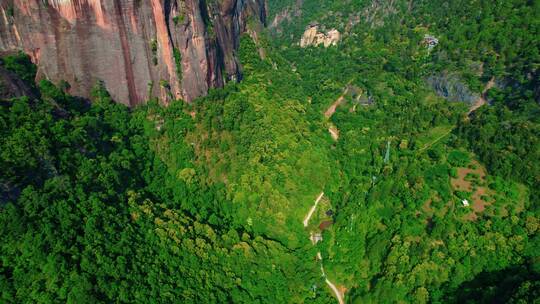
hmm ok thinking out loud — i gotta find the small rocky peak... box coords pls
[300,24,340,48]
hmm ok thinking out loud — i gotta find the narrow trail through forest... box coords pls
[326,94,347,140]
[303,192,325,227]
[320,258,345,304]
[309,90,352,302]
[303,192,344,304]
[468,77,495,114]
[418,128,453,152]
[325,96,345,118]
[329,125,339,141]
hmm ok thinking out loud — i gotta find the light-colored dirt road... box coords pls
[303,192,325,227]
[303,192,345,304]
[325,93,347,140]
[328,126,339,141]
[301,93,353,303]
[468,77,495,114]
[319,257,345,304]
[325,96,345,118]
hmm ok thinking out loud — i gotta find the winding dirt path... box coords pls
[468,77,495,115]
[325,93,347,141]
[301,87,354,303]
[303,192,345,304]
[328,126,339,141]
[325,96,345,118]
[417,128,453,152]
[319,258,345,304]
[303,192,325,227]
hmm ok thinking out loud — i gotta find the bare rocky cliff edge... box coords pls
[0,0,267,106]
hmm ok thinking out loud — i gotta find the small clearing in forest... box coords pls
[451,161,493,216]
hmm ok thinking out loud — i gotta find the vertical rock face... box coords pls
[0,0,266,106]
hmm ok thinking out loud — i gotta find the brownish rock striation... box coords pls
[0,0,266,106]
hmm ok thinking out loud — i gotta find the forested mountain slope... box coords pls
[1,0,539,303]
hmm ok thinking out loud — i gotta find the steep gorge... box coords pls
[0,0,266,106]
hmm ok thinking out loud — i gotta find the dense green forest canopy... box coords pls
[1,0,539,303]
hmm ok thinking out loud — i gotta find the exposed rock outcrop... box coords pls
[427,73,479,105]
[269,0,302,30]
[0,65,37,100]
[300,25,340,48]
[0,0,266,106]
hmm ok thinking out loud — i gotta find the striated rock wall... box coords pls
[0,0,266,106]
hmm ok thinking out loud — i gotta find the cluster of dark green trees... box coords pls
[1,0,539,303]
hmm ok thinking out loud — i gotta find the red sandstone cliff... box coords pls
[0,0,266,106]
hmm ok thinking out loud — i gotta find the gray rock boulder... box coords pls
[427,73,479,105]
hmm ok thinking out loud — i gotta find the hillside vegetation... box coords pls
[1,0,539,303]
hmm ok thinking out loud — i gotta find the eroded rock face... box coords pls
[0,65,37,100]
[0,0,266,106]
[300,25,340,48]
[269,0,302,30]
[427,73,479,105]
